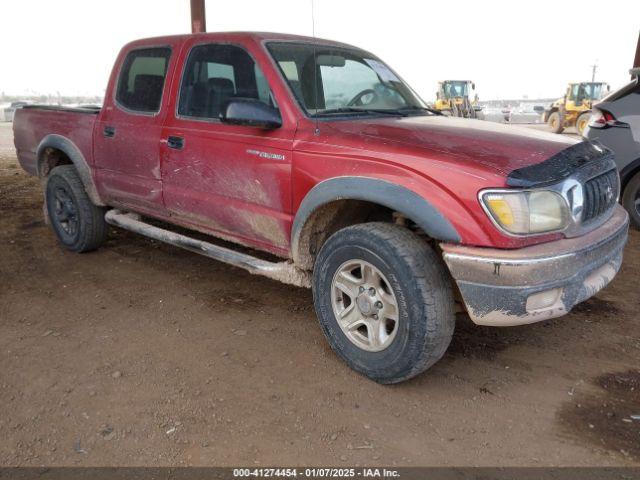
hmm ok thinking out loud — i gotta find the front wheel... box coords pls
[622,171,640,229]
[312,223,455,384]
[548,111,564,134]
[576,112,591,136]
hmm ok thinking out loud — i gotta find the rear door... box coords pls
[94,44,177,213]
[160,40,295,255]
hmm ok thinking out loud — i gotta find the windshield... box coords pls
[267,42,428,117]
[442,81,469,98]
[582,83,603,100]
[571,83,604,101]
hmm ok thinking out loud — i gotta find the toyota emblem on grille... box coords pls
[605,185,614,203]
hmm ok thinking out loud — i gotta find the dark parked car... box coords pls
[584,68,640,228]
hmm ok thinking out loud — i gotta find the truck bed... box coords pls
[20,104,102,114]
[13,105,100,176]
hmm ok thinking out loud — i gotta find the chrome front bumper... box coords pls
[441,205,629,326]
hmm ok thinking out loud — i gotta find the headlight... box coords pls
[480,190,569,235]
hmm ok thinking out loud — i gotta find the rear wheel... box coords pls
[312,222,455,384]
[622,171,640,229]
[576,112,591,135]
[45,165,108,252]
[548,111,564,134]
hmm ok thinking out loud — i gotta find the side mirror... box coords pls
[220,98,282,129]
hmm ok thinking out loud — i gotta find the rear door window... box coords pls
[116,47,171,113]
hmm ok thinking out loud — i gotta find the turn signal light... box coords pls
[485,197,515,227]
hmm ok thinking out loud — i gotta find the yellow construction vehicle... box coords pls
[543,82,609,135]
[433,80,483,119]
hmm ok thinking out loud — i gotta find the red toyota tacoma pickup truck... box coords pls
[13,32,629,383]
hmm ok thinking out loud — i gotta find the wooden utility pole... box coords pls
[190,0,206,33]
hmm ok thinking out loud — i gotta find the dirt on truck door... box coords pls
[160,41,294,255]
[93,45,177,213]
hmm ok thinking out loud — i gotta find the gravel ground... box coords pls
[0,122,638,467]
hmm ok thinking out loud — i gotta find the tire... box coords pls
[576,112,591,136]
[312,222,455,384]
[45,165,108,252]
[548,111,564,134]
[622,171,640,230]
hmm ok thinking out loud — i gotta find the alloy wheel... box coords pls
[330,260,400,352]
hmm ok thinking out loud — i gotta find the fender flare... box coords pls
[291,176,461,263]
[36,134,105,206]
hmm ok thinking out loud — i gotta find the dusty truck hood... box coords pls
[323,115,577,176]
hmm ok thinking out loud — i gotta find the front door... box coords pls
[161,41,295,255]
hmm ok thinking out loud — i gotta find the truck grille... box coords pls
[582,169,618,223]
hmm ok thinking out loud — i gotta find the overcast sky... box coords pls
[2,0,639,101]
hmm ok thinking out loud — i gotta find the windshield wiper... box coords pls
[396,106,443,116]
[314,106,443,118]
[314,107,409,117]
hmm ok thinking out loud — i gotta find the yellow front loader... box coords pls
[433,80,483,119]
[543,82,609,135]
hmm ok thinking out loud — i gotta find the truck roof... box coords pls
[124,31,357,50]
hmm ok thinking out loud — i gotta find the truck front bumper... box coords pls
[441,205,629,326]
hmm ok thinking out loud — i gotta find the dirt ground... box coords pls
[0,122,638,467]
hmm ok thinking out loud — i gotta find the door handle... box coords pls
[166,136,184,150]
[103,126,116,138]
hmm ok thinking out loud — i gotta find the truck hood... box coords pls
[324,115,577,176]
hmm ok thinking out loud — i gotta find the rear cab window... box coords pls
[115,47,172,113]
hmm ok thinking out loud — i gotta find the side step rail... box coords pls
[105,209,311,288]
